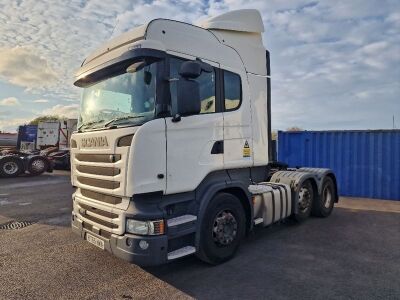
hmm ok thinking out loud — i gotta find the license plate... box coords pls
[86,233,105,250]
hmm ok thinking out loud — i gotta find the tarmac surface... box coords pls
[0,171,399,299]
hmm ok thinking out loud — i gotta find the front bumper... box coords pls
[72,214,168,266]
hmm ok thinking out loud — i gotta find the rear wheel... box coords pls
[312,176,335,217]
[293,180,314,221]
[197,193,246,265]
[28,157,48,176]
[0,156,23,178]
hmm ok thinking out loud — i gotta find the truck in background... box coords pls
[0,119,77,177]
[70,9,338,266]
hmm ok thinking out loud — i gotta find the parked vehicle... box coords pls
[70,9,338,266]
[0,151,53,178]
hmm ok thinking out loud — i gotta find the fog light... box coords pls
[126,238,133,247]
[139,240,149,250]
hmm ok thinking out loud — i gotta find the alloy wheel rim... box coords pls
[212,210,238,246]
[3,162,18,175]
[298,185,312,213]
[31,160,45,172]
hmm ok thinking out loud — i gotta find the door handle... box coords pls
[211,140,224,154]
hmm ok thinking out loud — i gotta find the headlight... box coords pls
[126,219,165,235]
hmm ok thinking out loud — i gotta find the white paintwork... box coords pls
[248,74,269,166]
[222,65,254,169]
[72,9,271,204]
[166,112,224,194]
[167,215,197,227]
[126,119,166,195]
[200,9,265,33]
[36,121,60,149]
[167,246,196,260]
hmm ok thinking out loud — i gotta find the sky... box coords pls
[0,0,399,132]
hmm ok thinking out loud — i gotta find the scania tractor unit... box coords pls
[71,9,338,266]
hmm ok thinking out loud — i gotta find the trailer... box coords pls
[70,9,338,266]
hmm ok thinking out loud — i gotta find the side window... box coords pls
[170,57,216,115]
[224,71,241,111]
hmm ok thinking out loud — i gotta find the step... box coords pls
[254,217,264,225]
[167,215,197,227]
[167,246,196,260]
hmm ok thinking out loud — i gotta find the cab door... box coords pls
[222,67,253,168]
[165,54,223,194]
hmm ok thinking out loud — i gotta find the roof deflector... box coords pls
[200,9,264,33]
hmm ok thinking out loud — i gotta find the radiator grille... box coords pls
[80,189,122,205]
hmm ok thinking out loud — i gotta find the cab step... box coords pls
[167,246,196,260]
[167,214,197,227]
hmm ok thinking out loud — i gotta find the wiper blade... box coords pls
[78,119,105,131]
[104,115,146,128]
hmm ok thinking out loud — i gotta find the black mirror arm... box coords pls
[172,114,181,123]
[196,58,213,73]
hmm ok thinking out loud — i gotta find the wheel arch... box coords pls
[195,180,253,249]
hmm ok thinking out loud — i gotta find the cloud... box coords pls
[42,104,79,119]
[0,47,57,90]
[33,99,49,103]
[0,117,30,132]
[0,97,20,106]
[0,0,398,130]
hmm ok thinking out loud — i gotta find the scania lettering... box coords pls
[71,9,339,266]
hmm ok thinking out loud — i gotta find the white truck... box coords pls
[71,9,338,266]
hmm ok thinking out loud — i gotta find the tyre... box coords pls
[293,180,314,222]
[197,193,246,265]
[312,176,336,217]
[27,156,48,176]
[0,156,24,178]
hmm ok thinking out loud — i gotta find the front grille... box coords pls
[81,189,122,205]
[77,176,120,189]
[76,165,120,176]
[75,154,121,163]
[82,214,118,229]
[76,200,121,233]
[79,203,118,219]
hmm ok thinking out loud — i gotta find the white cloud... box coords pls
[42,104,79,119]
[33,99,49,103]
[0,117,30,132]
[0,0,398,130]
[0,97,20,106]
[0,47,57,89]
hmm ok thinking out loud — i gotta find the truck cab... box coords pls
[71,9,338,266]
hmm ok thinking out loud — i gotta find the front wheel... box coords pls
[197,193,246,265]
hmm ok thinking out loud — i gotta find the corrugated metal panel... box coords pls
[278,130,400,200]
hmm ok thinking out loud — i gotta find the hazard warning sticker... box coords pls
[243,140,251,157]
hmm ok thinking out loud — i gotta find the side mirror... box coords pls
[178,60,213,79]
[179,61,202,79]
[175,78,201,118]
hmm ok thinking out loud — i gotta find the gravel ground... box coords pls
[0,171,399,299]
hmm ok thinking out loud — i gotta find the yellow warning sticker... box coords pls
[243,140,251,157]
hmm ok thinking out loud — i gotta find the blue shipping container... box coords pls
[278,130,400,200]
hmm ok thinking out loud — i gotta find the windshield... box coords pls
[78,59,159,131]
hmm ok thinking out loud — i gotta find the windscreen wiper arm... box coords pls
[78,119,105,131]
[103,115,146,128]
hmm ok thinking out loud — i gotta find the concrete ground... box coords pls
[0,171,399,299]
